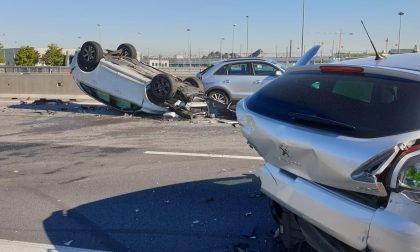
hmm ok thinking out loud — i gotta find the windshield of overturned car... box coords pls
[246,72,420,138]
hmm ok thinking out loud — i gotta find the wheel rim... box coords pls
[152,77,170,98]
[121,48,129,57]
[82,45,96,62]
[210,92,227,104]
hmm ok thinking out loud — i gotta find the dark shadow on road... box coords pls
[43,175,279,252]
[7,100,169,119]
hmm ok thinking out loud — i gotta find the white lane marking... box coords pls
[144,151,263,160]
[0,238,107,252]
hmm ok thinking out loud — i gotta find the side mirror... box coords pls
[275,70,282,76]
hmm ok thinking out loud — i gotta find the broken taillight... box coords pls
[391,144,420,203]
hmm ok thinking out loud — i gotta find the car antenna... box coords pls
[361,20,383,60]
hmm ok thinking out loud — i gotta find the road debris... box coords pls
[163,111,178,119]
[244,212,253,217]
[63,240,74,246]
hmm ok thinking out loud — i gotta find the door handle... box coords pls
[224,80,231,83]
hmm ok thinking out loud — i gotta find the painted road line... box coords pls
[0,239,108,252]
[144,151,264,160]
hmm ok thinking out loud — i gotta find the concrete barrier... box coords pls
[0,73,90,101]
[0,68,200,101]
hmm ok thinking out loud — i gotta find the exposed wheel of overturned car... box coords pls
[78,41,104,72]
[183,76,204,90]
[117,43,137,59]
[147,73,178,105]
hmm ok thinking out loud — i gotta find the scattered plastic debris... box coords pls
[13,170,19,173]
[63,240,74,246]
[163,112,178,119]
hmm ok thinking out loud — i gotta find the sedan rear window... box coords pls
[246,71,420,138]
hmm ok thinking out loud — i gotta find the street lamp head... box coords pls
[398,12,404,16]
[187,28,190,32]
[246,15,249,18]
[233,24,237,27]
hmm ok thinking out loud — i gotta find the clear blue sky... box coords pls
[1,0,419,56]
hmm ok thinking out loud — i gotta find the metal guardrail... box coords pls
[0,66,70,74]
[0,66,201,77]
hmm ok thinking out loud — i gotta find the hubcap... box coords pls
[210,92,227,104]
[82,45,96,62]
[152,77,170,98]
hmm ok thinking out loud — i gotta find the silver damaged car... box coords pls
[237,53,420,252]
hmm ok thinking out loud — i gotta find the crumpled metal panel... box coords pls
[237,99,420,196]
[368,192,420,252]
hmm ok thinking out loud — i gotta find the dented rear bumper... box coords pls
[257,163,420,252]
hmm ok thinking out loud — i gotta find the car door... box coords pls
[251,62,279,92]
[224,62,255,99]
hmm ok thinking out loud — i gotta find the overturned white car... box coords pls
[70,41,207,117]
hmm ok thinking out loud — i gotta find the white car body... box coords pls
[71,54,167,114]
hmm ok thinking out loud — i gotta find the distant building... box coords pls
[145,58,169,68]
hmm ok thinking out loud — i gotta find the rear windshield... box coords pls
[246,71,420,138]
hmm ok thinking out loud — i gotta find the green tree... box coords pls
[42,43,64,66]
[0,43,4,64]
[15,46,39,66]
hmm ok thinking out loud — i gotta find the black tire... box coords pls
[183,76,204,91]
[77,41,103,72]
[147,74,178,105]
[117,43,137,59]
[208,90,230,104]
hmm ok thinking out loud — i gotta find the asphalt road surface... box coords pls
[0,101,279,252]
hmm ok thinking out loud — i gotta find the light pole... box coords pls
[220,38,225,60]
[187,28,191,71]
[97,24,102,44]
[232,24,237,58]
[246,16,249,57]
[137,32,141,60]
[398,12,404,54]
[301,0,305,56]
[337,31,353,60]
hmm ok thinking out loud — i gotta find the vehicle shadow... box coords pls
[8,100,237,120]
[8,100,124,116]
[43,175,280,252]
[7,100,168,120]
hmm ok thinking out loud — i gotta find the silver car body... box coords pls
[237,53,420,251]
[199,58,286,101]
